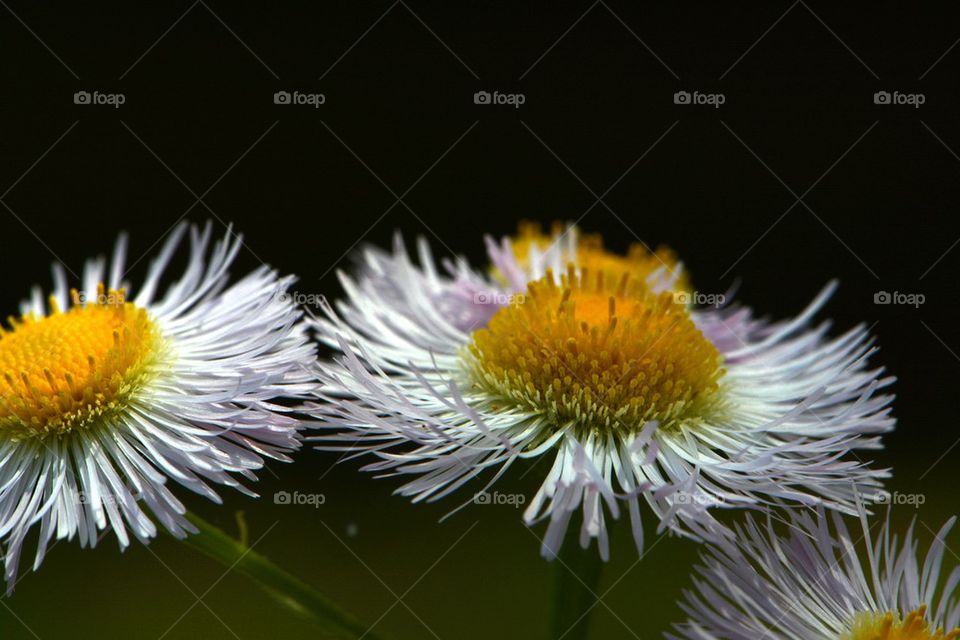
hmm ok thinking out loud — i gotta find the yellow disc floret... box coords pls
[843,606,960,640]
[0,284,164,440]
[508,221,691,293]
[466,267,725,434]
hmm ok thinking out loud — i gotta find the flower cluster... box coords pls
[309,223,894,558]
[0,219,955,640]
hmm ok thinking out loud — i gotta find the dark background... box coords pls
[2,2,959,638]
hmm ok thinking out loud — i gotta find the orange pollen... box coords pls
[507,221,691,293]
[0,284,163,439]
[843,606,960,640]
[466,267,725,434]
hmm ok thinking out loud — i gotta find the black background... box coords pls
[2,2,960,639]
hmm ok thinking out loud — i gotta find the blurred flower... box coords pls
[670,505,960,640]
[0,222,314,588]
[310,224,893,560]
[490,221,690,293]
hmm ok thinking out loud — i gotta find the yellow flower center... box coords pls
[0,285,164,439]
[508,221,692,293]
[843,606,960,640]
[466,268,725,434]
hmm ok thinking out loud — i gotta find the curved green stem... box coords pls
[550,542,604,640]
[180,512,385,640]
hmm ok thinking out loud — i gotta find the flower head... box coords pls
[310,223,893,559]
[503,221,691,292]
[0,222,315,588]
[466,268,726,434]
[670,506,960,640]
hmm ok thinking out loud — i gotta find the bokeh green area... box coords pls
[1,420,956,639]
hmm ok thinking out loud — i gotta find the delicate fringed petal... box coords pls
[309,228,894,563]
[669,506,960,640]
[0,222,315,589]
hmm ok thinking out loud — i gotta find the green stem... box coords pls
[550,542,604,640]
[181,512,385,640]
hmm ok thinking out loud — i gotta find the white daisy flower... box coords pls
[0,222,315,588]
[310,223,893,560]
[670,505,960,640]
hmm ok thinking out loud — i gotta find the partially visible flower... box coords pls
[487,221,689,294]
[0,222,314,588]
[670,505,960,640]
[310,223,893,561]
